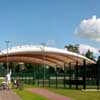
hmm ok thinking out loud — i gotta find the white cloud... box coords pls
[47,40,56,47]
[75,15,100,41]
[79,44,99,55]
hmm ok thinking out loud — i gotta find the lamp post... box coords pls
[5,40,10,73]
[40,43,46,87]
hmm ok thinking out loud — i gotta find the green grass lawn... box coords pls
[14,88,48,100]
[0,79,3,84]
[13,84,100,100]
[48,88,100,100]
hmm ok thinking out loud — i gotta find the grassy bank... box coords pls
[14,84,100,100]
[48,88,100,100]
[14,88,48,100]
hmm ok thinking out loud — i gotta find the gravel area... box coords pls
[0,90,21,100]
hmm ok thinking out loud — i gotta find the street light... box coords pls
[5,40,10,73]
[40,43,46,86]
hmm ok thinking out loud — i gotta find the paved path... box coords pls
[0,90,21,100]
[29,88,71,100]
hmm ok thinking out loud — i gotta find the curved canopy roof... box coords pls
[0,45,95,67]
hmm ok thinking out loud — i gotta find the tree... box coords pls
[64,44,79,53]
[97,56,100,64]
[85,50,95,60]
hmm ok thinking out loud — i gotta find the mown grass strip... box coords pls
[14,89,48,100]
[48,88,100,100]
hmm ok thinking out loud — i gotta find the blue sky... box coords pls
[0,0,99,49]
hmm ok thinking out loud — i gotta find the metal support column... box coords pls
[5,40,10,74]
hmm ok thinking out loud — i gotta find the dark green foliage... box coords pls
[97,56,100,63]
[0,63,7,76]
[85,50,95,60]
[64,44,79,53]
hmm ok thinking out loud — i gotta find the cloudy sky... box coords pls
[75,16,100,42]
[0,0,100,52]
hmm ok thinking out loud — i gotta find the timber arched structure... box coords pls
[0,45,98,90]
[0,45,95,67]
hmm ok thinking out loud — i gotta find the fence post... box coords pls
[83,59,86,90]
[49,66,51,88]
[69,63,72,88]
[43,64,45,87]
[96,62,99,90]
[64,63,66,88]
[76,61,78,89]
[38,64,39,87]
[33,66,34,84]
[56,65,58,88]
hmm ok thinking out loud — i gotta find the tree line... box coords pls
[64,44,95,61]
